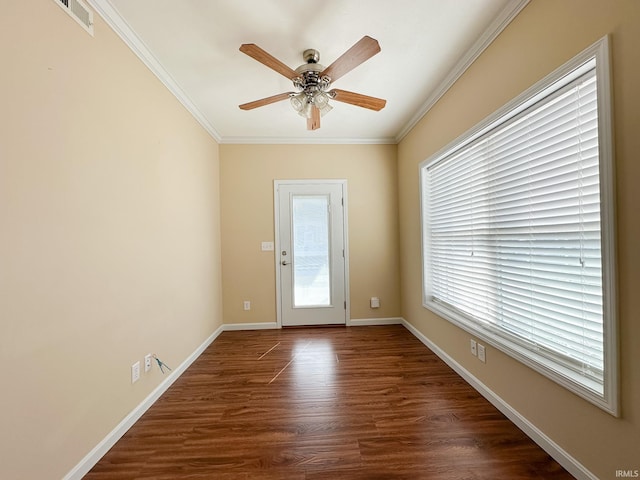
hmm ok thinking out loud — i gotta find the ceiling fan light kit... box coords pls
[239,36,386,130]
[290,50,334,120]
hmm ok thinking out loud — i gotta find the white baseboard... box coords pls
[64,322,281,478]
[223,319,405,329]
[63,324,225,480]
[66,318,595,480]
[349,317,404,326]
[400,319,597,480]
[223,322,278,331]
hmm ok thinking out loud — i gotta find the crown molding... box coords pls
[87,0,528,146]
[218,136,397,145]
[394,0,530,143]
[86,0,223,143]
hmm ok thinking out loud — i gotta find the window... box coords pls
[420,37,617,415]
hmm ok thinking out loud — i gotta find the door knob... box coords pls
[281,260,290,266]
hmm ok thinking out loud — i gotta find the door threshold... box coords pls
[282,324,347,329]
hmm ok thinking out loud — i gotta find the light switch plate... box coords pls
[261,241,274,251]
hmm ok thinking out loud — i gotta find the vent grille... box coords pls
[53,0,94,36]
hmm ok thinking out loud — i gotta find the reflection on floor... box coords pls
[85,325,573,479]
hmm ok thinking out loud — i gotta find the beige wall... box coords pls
[0,2,222,479]
[398,0,640,478]
[220,144,400,325]
[3,0,638,478]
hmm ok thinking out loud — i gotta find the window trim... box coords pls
[419,36,618,416]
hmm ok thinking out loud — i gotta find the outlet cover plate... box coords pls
[144,354,152,373]
[131,361,141,383]
[478,344,486,363]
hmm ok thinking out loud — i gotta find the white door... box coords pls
[275,181,348,326]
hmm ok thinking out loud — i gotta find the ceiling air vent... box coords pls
[52,0,94,36]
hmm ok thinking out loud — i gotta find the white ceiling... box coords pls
[89,0,528,144]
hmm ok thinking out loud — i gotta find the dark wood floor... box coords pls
[85,325,573,479]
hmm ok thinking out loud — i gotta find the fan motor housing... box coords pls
[295,63,324,75]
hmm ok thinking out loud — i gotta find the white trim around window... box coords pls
[419,36,618,416]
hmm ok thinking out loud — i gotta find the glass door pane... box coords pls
[292,195,331,307]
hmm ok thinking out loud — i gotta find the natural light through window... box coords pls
[292,195,331,307]
[419,37,617,415]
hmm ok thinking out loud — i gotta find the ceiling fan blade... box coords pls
[239,92,293,110]
[331,89,386,111]
[307,106,321,130]
[239,44,298,80]
[320,36,381,82]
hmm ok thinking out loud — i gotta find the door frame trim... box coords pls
[274,179,350,328]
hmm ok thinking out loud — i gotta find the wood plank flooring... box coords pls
[85,325,574,479]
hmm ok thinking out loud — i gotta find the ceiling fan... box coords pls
[238,36,386,131]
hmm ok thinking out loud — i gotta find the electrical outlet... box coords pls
[243,300,251,311]
[144,354,152,373]
[470,339,477,356]
[478,344,486,363]
[131,361,141,383]
[370,297,380,308]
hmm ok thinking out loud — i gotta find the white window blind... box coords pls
[421,38,617,414]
